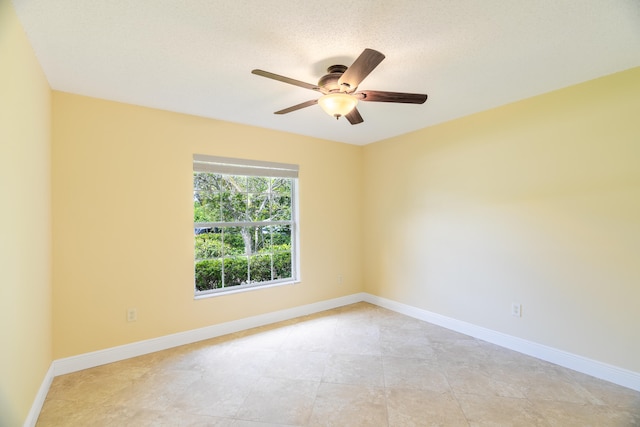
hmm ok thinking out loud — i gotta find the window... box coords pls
[193,155,299,296]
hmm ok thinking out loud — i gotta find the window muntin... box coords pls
[193,156,298,296]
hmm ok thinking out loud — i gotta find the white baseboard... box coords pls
[23,364,54,427]
[362,293,640,392]
[53,292,366,376]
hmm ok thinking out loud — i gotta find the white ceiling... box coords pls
[12,0,640,145]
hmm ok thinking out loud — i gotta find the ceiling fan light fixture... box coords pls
[318,93,358,118]
[253,49,427,125]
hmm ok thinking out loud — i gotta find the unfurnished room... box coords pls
[1,0,640,426]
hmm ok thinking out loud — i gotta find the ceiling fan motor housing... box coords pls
[318,65,349,92]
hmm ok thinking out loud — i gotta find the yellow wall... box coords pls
[363,67,640,372]
[0,1,53,425]
[52,92,363,358]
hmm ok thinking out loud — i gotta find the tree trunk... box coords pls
[241,227,252,255]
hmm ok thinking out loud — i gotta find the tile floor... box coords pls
[36,302,640,426]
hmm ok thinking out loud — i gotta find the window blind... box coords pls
[193,154,299,178]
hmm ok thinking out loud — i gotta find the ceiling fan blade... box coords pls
[345,107,364,125]
[274,99,318,115]
[252,69,323,92]
[338,48,385,92]
[356,90,428,104]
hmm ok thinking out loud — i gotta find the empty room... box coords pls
[2,0,639,426]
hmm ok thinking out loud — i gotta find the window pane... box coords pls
[228,175,247,192]
[193,172,216,191]
[271,179,292,220]
[248,193,270,221]
[194,191,221,222]
[195,228,223,259]
[224,227,246,255]
[274,251,292,279]
[223,256,248,287]
[195,172,234,192]
[246,226,271,254]
[271,177,290,193]
[272,225,291,250]
[247,176,269,193]
[215,175,233,192]
[195,259,222,291]
[250,254,272,283]
[222,192,248,222]
[259,226,273,253]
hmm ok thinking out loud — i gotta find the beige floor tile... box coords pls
[380,328,436,359]
[332,333,382,356]
[419,324,478,345]
[373,311,430,332]
[198,347,279,377]
[475,340,541,366]
[456,393,550,426]
[521,372,603,405]
[35,398,90,426]
[114,408,233,427]
[235,377,319,425]
[263,350,329,381]
[531,399,640,427]
[383,356,451,393]
[169,372,260,418]
[334,318,381,337]
[432,340,491,369]
[45,365,147,406]
[224,324,293,352]
[386,388,469,427]
[331,328,382,356]
[229,420,293,427]
[279,318,337,353]
[565,371,640,409]
[308,382,388,427]
[35,303,640,426]
[322,353,384,387]
[36,401,142,427]
[445,364,526,399]
[146,342,231,373]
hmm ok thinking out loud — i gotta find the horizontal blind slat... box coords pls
[193,154,298,178]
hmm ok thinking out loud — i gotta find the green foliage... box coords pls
[271,226,291,247]
[250,255,272,282]
[194,232,225,260]
[194,249,293,291]
[223,256,249,287]
[274,251,292,279]
[193,173,292,226]
[223,228,245,255]
[195,259,222,291]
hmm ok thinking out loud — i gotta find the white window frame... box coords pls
[193,154,300,298]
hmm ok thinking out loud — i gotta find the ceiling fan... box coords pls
[251,48,428,125]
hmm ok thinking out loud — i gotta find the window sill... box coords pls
[194,280,300,300]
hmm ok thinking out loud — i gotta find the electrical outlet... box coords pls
[511,303,522,317]
[337,275,343,284]
[127,308,137,322]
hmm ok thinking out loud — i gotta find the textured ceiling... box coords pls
[12,0,640,145]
